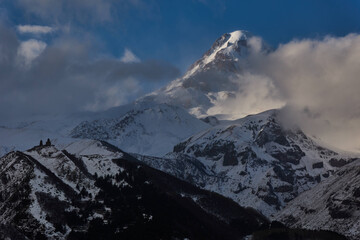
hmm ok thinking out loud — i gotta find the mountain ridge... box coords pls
[0,141,271,239]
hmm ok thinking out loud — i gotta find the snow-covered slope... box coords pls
[0,148,99,239]
[276,158,360,240]
[133,152,218,188]
[64,139,125,177]
[0,117,80,157]
[70,102,209,156]
[145,110,358,217]
[0,99,143,158]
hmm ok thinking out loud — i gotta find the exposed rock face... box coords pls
[201,116,220,126]
[139,110,355,217]
[329,158,354,167]
[276,159,360,240]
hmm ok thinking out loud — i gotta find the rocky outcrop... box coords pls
[167,110,354,217]
[276,159,360,240]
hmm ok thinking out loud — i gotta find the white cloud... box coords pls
[17,25,54,34]
[17,39,47,66]
[120,48,140,63]
[207,73,285,119]
[247,34,360,152]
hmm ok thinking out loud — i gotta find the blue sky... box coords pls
[2,0,360,72]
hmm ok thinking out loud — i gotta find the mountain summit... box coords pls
[184,30,254,79]
[142,30,274,118]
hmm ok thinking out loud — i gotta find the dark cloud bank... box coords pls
[0,23,180,120]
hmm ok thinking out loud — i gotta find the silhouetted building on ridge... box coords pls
[45,138,52,146]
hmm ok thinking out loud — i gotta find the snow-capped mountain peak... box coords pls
[184,30,253,79]
[141,30,275,118]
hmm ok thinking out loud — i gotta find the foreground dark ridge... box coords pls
[0,142,269,239]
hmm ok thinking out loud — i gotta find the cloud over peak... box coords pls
[203,32,360,152]
[246,33,360,152]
